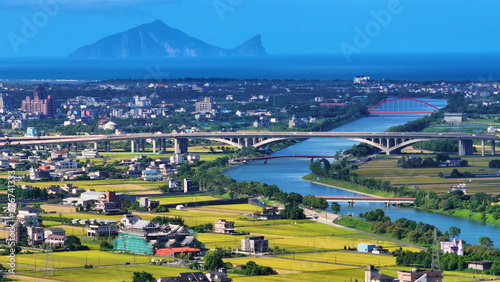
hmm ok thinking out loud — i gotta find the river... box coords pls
[224,99,499,246]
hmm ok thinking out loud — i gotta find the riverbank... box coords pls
[433,208,500,226]
[303,172,500,227]
[301,173,392,197]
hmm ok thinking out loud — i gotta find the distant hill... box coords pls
[69,20,266,58]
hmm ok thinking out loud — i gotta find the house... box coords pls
[120,214,142,228]
[441,238,464,256]
[467,260,494,271]
[127,164,142,178]
[444,113,463,124]
[176,205,184,211]
[449,183,467,195]
[80,191,106,201]
[53,158,78,170]
[444,157,461,167]
[17,213,39,226]
[29,167,50,181]
[214,219,236,234]
[358,243,376,253]
[397,268,443,282]
[45,228,67,247]
[51,150,68,160]
[94,201,120,214]
[156,247,201,257]
[89,171,108,179]
[139,197,160,211]
[241,236,268,253]
[142,168,162,181]
[170,153,184,164]
[45,228,66,238]
[78,149,99,159]
[288,115,307,128]
[365,265,395,282]
[18,206,39,215]
[60,183,85,194]
[204,271,232,282]
[45,234,66,247]
[87,224,118,237]
[26,226,45,246]
[158,271,232,282]
[169,178,182,189]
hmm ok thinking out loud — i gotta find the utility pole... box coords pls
[431,228,441,270]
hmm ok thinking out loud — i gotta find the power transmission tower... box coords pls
[44,243,54,277]
[431,228,441,270]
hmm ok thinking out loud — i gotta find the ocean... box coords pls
[1,53,500,81]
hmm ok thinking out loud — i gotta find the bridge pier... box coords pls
[152,139,157,154]
[174,138,188,154]
[458,139,474,156]
[482,140,485,156]
[141,139,145,152]
[162,138,167,153]
[93,142,98,150]
[105,141,110,152]
[130,140,135,153]
[348,201,354,207]
[385,202,391,207]
[263,160,267,164]
[492,141,496,156]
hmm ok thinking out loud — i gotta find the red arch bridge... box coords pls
[368,98,439,114]
[316,196,416,207]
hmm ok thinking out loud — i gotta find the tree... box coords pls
[280,204,306,220]
[436,153,450,164]
[204,251,225,271]
[132,271,155,282]
[330,202,341,214]
[448,226,461,239]
[450,169,462,178]
[65,235,83,251]
[479,236,494,248]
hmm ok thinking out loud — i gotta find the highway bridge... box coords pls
[1,132,497,156]
[316,196,416,207]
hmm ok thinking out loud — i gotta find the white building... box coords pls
[53,159,78,170]
[444,113,463,124]
[142,168,162,181]
[183,178,192,193]
[17,213,39,225]
[170,153,184,164]
[78,149,99,159]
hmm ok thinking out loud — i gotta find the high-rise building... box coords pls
[195,97,213,112]
[0,93,13,112]
[21,86,57,117]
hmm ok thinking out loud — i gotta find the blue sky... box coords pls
[1,0,499,57]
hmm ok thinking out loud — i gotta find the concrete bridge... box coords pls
[1,132,497,156]
[317,196,416,207]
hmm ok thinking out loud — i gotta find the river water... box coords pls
[224,99,499,246]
